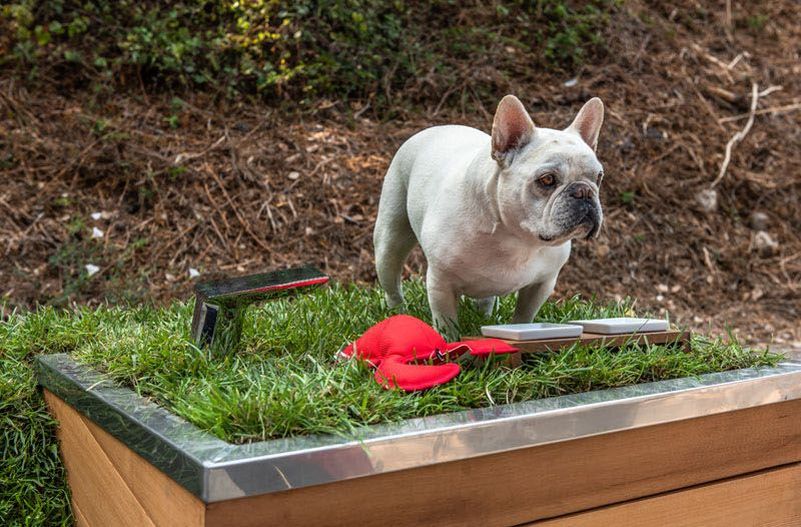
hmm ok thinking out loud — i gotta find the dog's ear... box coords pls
[492,95,535,163]
[566,97,604,151]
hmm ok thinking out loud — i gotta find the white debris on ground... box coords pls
[695,188,718,212]
[748,211,769,231]
[753,230,779,257]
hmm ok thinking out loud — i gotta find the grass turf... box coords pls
[1,331,72,525]
[2,280,784,448]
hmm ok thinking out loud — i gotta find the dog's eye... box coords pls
[596,171,604,184]
[538,173,556,187]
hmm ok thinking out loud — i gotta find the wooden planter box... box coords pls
[38,354,801,526]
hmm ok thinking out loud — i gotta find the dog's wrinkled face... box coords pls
[490,95,605,245]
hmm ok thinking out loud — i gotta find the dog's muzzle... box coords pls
[584,213,601,239]
[567,182,601,239]
[555,201,601,241]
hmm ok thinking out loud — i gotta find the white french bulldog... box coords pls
[374,95,605,337]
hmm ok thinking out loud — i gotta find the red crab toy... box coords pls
[339,315,518,391]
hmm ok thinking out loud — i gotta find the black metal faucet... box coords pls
[191,266,329,357]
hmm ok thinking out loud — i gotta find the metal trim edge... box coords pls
[36,353,801,503]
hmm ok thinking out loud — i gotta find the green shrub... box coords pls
[1,1,618,102]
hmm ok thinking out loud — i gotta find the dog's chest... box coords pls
[438,237,571,297]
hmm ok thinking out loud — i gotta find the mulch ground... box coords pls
[1,1,799,349]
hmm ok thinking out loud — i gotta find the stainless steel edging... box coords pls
[37,354,801,503]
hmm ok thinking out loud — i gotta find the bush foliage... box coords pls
[1,0,617,101]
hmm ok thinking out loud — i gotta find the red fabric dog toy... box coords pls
[340,315,517,391]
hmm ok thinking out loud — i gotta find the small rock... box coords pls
[657,283,669,293]
[288,171,300,180]
[696,189,718,212]
[188,268,200,279]
[748,211,769,231]
[91,227,104,239]
[563,78,578,88]
[165,273,176,282]
[85,264,100,277]
[90,212,102,221]
[753,231,779,257]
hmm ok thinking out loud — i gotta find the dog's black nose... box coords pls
[569,182,593,200]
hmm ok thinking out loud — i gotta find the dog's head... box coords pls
[490,94,605,245]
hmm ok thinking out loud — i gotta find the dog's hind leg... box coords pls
[374,163,417,308]
[375,226,416,308]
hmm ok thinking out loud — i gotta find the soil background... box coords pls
[1,1,799,350]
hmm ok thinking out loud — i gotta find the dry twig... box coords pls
[718,102,801,123]
[710,83,759,188]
